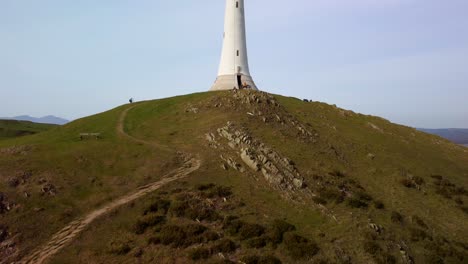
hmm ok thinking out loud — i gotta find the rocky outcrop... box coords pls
[220,155,245,172]
[240,148,260,171]
[213,122,306,192]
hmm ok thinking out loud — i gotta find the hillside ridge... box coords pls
[0,90,467,264]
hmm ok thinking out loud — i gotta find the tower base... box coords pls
[210,74,258,91]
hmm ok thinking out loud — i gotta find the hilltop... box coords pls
[0,90,467,264]
[0,120,58,140]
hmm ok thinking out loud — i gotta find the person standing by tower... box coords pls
[211,0,258,91]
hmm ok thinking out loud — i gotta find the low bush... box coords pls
[312,196,327,205]
[240,255,282,264]
[409,227,429,242]
[147,236,160,245]
[144,198,171,215]
[373,200,385,209]
[196,183,216,191]
[329,170,345,177]
[107,240,132,255]
[188,247,211,260]
[412,215,428,229]
[223,218,244,235]
[269,219,296,244]
[159,225,187,247]
[208,260,236,264]
[246,236,268,248]
[400,179,416,188]
[133,215,166,234]
[363,241,381,255]
[211,238,237,253]
[356,191,373,202]
[169,200,219,222]
[391,211,404,224]
[283,233,319,259]
[158,223,219,248]
[380,253,397,264]
[203,186,233,198]
[413,176,425,185]
[239,223,265,240]
[346,198,368,209]
[319,188,345,203]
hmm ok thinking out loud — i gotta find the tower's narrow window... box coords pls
[237,50,239,56]
[236,2,239,8]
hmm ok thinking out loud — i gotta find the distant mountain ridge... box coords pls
[1,115,69,125]
[417,128,468,144]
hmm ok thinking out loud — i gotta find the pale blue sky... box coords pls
[1,0,467,128]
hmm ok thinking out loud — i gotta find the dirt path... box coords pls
[18,105,201,264]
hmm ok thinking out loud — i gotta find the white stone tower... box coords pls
[211,0,258,91]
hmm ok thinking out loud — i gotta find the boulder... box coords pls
[240,148,260,172]
[293,178,305,189]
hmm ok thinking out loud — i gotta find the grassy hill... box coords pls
[0,119,58,140]
[0,90,467,264]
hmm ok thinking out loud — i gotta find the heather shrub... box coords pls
[269,219,296,244]
[391,211,404,224]
[188,247,211,260]
[283,233,319,259]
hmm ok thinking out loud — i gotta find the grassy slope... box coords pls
[1,91,467,263]
[0,119,58,140]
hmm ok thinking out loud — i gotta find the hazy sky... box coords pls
[1,0,467,128]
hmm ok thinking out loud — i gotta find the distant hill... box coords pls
[418,128,468,144]
[0,115,69,125]
[0,119,58,140]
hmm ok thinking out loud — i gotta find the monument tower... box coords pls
[211,0,258,91]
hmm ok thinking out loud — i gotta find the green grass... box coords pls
[1,90,467,263]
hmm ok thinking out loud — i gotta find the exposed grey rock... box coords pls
[261,168,284,185]
[240,148,260,172]
[215,122,306,191]
[293,178,305,188]
[205,133,216,143]
[220,155,244,172]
